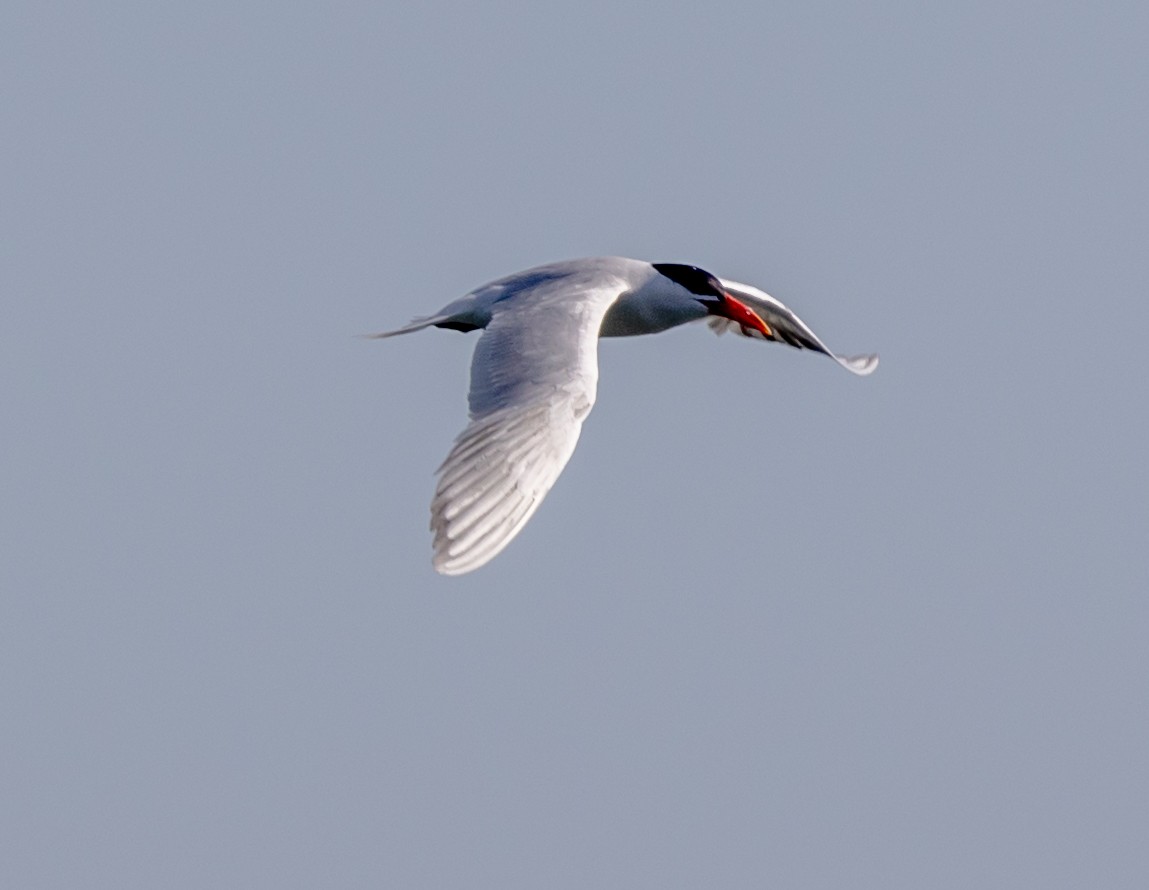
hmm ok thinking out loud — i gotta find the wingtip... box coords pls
[432,556,468,576]
[839,353,879,376]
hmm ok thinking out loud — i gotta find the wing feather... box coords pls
[430,269,625,575]
[715,279,879,376]
[432,405,583,574]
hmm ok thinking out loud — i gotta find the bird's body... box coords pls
[371,257,877,575]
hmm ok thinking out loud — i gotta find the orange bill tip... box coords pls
[721,293,772,338]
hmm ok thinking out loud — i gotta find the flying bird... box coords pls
[371,257,877,575]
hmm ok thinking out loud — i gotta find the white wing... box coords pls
[430,274,623,575]
[714,279,879,376]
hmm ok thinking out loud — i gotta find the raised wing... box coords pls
[430,275,622,575]
[713,279,879,376]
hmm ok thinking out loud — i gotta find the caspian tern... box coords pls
[372,257,877,575]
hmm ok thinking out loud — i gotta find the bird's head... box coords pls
[652,263,772,337]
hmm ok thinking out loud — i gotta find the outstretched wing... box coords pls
[430,274,623,575]
[713,279,879,376]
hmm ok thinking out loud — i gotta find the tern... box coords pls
[371,257,877,575]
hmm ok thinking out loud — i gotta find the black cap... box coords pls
[651,263,724,298]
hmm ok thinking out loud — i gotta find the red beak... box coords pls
[718,293,772,338]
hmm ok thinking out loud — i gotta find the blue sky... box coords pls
[3,2,1147,887]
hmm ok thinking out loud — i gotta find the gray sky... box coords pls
[4,2,1148,887]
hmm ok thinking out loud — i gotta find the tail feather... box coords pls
[360,316,447,339]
